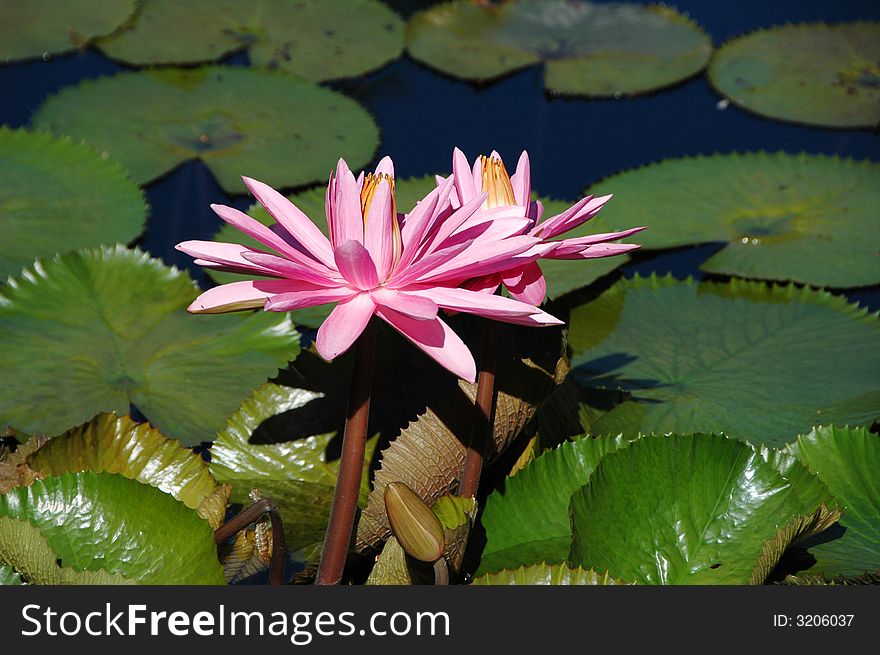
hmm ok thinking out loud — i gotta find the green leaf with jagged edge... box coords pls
[0,563,25,585]
[569,275,880,447]
[210,383,378,563]
[0,472,225,584]
[0,0,135,64]
[478,434,636,575]
[780,571,880,586]
[0,247,299,445]
[24,413,229,528]
[97,0,403,82]
[785,426,880,577]
[0,127,148,280]
[33,66,379,194]
[209,175,439,328]
[585,153,880,288]
[472,563,630,585]
[356,319,569,553]
[406,0,711,96]
[568,434,837,585]
[708,22,880,129]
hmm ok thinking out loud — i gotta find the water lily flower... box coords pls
[176,157,563,383]
[440,148,646,305]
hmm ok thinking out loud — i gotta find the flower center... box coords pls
[361,172,402,274]
[480,155,517,209]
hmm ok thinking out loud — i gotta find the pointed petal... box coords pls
[265,285,355,312]
[176,240,278,277]
[411,286,561,326]
[509,151,531,207]
[377,308,476,383]
[241,251,343,286]
[452,147,477,204]
[210,203,312,262]
[315,293,376,361]
[460,274,502,295]
[242,176,335,268]
[501,261,546,305]
[554,226,647,246]
[186,279,303,314]
[536,194,613,239]
[370,287,438,320]
[548,242,641,260]
[399,175,454,270]
[363,178,394,279]
[416,235,545,284]
[374,155,395,178]
[334,239,379,290]
[330,160,364,247]
[416,190,488,257]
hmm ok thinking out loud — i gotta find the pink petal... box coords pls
[330,160,364,248]
[374,155,395,178]
[417,235,544,284]
[176,240,278,277]
[536,194,613,239]
[387,239,474,288]
[460,274,502,295]
[241,176,335,268]
[548,242,641,260]
[265,285,356,312]
[334,240,379,290]
[509,151,531,207]
[452,147,478,205]
[501,261,547,305]
[398,176,454,270]
[239,250,344,286]
[370,287,438,320]
[376,308,476,383]
[554,226,647,247]
[187,279,299,313]
[315,292,377,361]
[363,178,395,280]
[416,190,488,258]
[411,286,561,326]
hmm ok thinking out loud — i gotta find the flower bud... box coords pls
[384,482,445,563]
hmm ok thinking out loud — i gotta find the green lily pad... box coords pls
[708,22,880,129]
[0,563,24,585]
[479,434,635,575]
[0,127,147,280]
[32,66,379,194]
[97,0,403,82]
[210,382,377,563]
[0,0,135,64]
[0,471,225,584]
[25,413,228,527]
[472,563,628,585]
[586,153,880,288]
[406,0,712,96]
[568,434,836,584]
[786,426,880,577]
[0,246,299,445]
[570,275,880,447]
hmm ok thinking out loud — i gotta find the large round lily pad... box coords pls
[568,434,835,584]
[786,425,880,577]
[709,22,880,129]
[0,471,225,584]
[0,127,147,280]
[569,275,880,447]
[406,0,712,96]
[0,246,300,445]
[0,0,135,64]
[585,152,880,288]
[97,0,404,82]
[32,66,380,194]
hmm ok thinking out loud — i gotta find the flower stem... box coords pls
[214,497,287,586]
[458,320,498,498]
[315,317,378,585]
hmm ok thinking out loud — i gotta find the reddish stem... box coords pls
[215,497,287,586]
[458,320,498,498]
[315,317,378,585]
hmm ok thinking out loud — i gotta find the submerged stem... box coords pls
[315,317,378,585]
[458,320,499,499]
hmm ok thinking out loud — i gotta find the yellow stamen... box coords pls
[360,172,402,272]
[480,155,517,209]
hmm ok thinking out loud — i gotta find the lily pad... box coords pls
[708,22,880,129]
[32,66,380,194]
[0,0,135,64]
[786,426,880,577]
[471,563,628,585]
[0,246,299,445]
[568,434,836,584]
[586,153,880,288]
[0,127,147,280]
[406,0,712,96]
[97,0,404,82]
[569,275,880,447]
[0,471,225,584]
[0,563,24,585]
[25,413,229,528]
[210,382,377,563]
[479,434,635,575]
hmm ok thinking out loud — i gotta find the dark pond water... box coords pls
[1,0,878,308]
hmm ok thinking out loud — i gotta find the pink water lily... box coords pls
[176,156,563,383]
[441,148,645,304]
